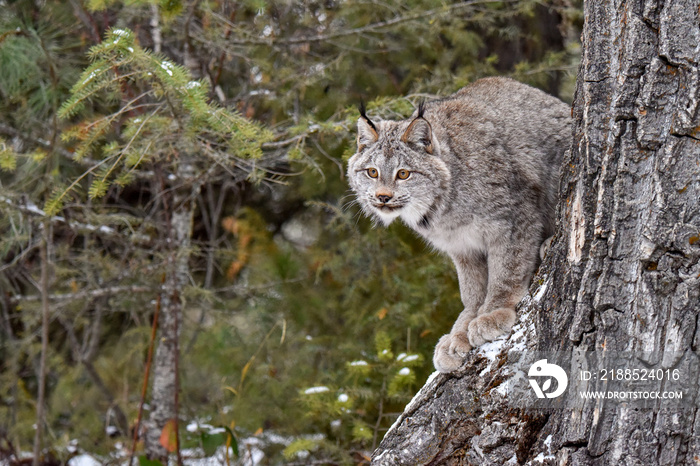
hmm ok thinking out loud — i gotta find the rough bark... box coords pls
[144,161,198,462]
[372,0,700,464]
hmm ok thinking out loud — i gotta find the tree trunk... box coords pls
[372,0,700,464]
[144,161,198,463]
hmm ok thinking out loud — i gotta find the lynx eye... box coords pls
[367,168,379,178]
[396,169,411,180]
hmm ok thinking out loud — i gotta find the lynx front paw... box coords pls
[467,308,516,346]
[433,332,473,373]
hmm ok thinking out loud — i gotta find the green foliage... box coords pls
[0,139,17,172]
[48,26,273,213]
[138,456,163,466]
[352,421,374,443]
[283,437,319,460]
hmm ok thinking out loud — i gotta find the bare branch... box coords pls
[68,0,101,43]
[9,285,153,304]
[260,134,305,150]
[57,314,130,435]
[0,122,79,161]
[0,195,154,247]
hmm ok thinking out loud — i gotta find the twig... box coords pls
[312,138,344,179]
[32,220,50,466]
[0,29,27,44]
[260,134,305,150]
[174,288,183,466]
[128,288,162,466]
[68,0,101,43]
[212,6,238,88]
[57,315,130,435]
[185,182,229,353]
[372,376,387,451]
[1,286,19,438]
[0,122,77,161]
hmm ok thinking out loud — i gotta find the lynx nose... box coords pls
[376,192,393,204]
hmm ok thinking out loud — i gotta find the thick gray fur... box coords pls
[347,77,570,372]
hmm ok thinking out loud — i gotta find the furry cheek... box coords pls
[398,203,426,228]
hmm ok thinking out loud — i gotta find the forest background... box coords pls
[0,0,581,464]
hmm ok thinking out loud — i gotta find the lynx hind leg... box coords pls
[467,308,517,347]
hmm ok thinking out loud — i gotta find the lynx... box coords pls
[347,77,570,372]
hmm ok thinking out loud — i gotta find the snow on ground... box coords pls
[67,455,102,466]
[396,353,420,362]
[303,386,329,394]
[479,335,509,362]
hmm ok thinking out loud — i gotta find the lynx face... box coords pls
[347,112,450,229]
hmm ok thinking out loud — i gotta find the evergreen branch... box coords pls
[60,69,141,119]
[79,95,158,129]
[0,120,158,177]
[45,153,118,214]
[61,93,158,149]
[122,139,153,180]
[90,112,154,199]
[220,0,516,46]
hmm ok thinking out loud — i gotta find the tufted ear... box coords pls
[401,117,433,154]
[357,103,379,151]
[357,117,378,151]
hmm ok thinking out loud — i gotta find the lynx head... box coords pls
[347,102,450,228]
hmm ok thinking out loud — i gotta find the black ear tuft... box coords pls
[359,100,367,117]
[417,99,427,119]
[357,101,379,150]
[359,101,378,133]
